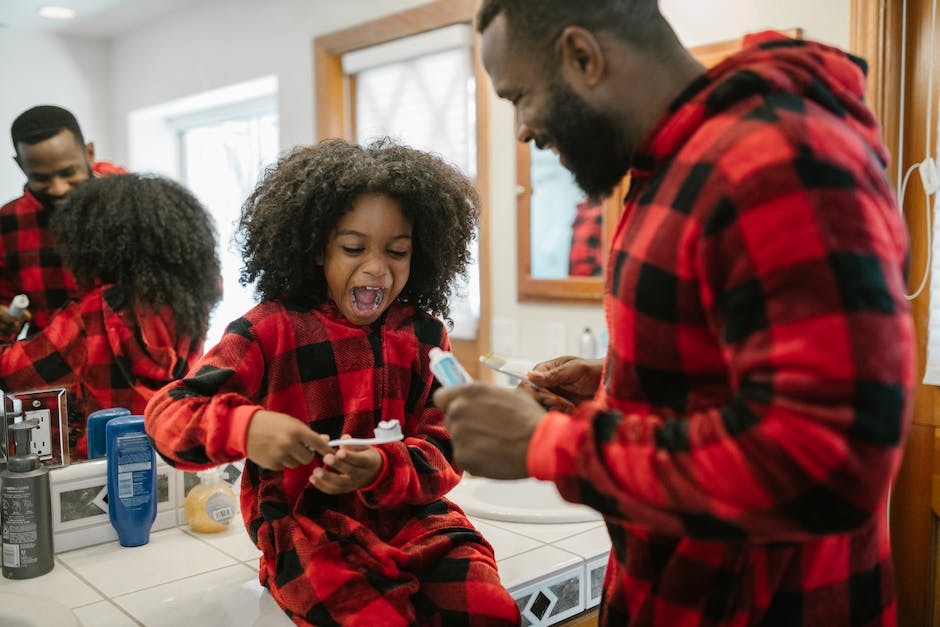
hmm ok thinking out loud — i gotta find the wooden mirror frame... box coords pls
[516,29,802,304]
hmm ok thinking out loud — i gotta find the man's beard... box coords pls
[542,80,631,202]
[34,162,93,211]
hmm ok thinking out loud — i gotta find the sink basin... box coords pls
[448,476,601,524]
[0,591,82,626]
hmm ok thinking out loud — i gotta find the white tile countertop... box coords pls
[3,467,611,627]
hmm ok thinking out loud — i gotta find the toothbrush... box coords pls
[327,419,404,447]
[478,352,575,410]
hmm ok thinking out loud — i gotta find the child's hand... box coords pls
[246,409,332,471]
[310,436,383,494]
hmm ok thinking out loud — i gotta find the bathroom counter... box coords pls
[1,484,611,626]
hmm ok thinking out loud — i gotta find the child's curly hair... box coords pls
[54,173,222,339]
[237,138,479,320]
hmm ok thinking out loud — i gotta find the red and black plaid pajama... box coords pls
[569,199,604,277]
[145,301,520,626]
[528,32,912,626]
[0,162,125,334]
[0,285,200,459]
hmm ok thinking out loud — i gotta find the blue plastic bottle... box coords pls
[106,415,157,547]
[87,407,131,459]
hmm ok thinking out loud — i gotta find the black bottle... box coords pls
[1,419,54,579]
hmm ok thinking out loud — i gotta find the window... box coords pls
[345,24,480,339]
[174,103,279,348]
[128,78,279,350]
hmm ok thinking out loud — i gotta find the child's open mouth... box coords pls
[351,286,384,313]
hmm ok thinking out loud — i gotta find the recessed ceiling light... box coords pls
[37,6,77,20]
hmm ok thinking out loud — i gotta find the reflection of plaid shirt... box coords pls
[529,33,912,626]
[0,286,200,459]
[569,199,603,277]
[0,162,125,333]
[145,301,517,626]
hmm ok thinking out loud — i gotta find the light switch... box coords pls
[492,318,517,356]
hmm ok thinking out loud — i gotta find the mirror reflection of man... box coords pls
[0,105,125,338]
[435,1,913,625]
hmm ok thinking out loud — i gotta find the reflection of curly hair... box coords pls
[54,174,222,339]
[237,138,479,320]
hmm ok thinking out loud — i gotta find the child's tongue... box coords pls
[353,287,380,311]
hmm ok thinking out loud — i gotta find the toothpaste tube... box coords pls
[429,347,473,387]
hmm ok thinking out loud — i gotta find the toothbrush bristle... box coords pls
[479,351,507,368]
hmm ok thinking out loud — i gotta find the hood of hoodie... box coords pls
[97,286,199,391]
[632,31,886,180]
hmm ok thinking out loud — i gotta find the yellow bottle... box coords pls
[184,467,236,533]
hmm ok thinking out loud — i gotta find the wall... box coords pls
[0,28,112,200]
[1,0,851,364]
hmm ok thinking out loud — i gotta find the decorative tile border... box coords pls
[585,554,607,608]
[49,458,180,552]
[510,564,585,626]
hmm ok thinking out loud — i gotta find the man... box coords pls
[0,105,124,337]
[435,1,913,625]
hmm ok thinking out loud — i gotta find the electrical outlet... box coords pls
[8,388,69,467]
[24,408,52,458]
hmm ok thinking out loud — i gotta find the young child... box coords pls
[0,173,222,459]
[145,138,520,626]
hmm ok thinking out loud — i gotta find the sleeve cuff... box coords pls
[230,405,264,457]
[359,446,391,498]
[527,410,573,481]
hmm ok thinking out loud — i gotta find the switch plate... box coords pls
[492,318,517,357]
[545,322,567,358]
[8,388,69,467]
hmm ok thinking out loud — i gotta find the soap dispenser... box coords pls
[1,415,54,579]
[184,466,236,533]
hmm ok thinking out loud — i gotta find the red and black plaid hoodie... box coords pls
[0,161,125,334]
[0,285,201,459]
[528,32,913,626]
[569,199,604,277]
[145,301,515,626]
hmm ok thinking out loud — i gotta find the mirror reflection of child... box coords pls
[0,173,221,459]
[145,138,520,626]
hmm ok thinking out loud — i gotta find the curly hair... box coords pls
[237,138,478,321]
[54,173,222,339]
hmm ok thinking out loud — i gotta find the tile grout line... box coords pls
[54,555,145,626]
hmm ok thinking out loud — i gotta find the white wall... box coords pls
[109,0,433,165]
[0,0,852,364]
[0,28,112,200]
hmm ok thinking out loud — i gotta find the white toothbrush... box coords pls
[478,352,575,410]
[325,419,404,447]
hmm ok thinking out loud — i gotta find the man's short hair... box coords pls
[475,0,663,59]
[10,105,85,149]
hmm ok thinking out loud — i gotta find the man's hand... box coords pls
[526,356,603,407]
[433,383,546,479]
[310,437,383,494]
[246,410,332,471]
[0,306,31,338]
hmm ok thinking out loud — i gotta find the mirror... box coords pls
[516,140,626,304]
[517,29,802,304]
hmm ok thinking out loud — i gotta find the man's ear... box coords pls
[556,25,606,89]
[85,141,95,164]
[13,154,23,173]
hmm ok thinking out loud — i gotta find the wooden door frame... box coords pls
[850,1,940,625]
[313,0,491,378]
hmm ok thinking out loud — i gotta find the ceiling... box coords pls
[0,0,200,38]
